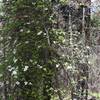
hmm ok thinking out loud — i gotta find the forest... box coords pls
[0,0,100,100]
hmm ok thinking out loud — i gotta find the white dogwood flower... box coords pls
[24,66,29,71]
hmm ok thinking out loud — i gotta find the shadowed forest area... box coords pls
[0,0,100,100]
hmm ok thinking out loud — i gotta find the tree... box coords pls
[1,0,61,99]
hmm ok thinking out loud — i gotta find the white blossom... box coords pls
[20,29,24,32]
[8,36,11,39]
[53,41,56,44]
[37,65,43,69]
[43,68,46,71]
[30,59,33,62]
[62,54,65,57]
[64,62,68,66]
[67,65,72,69]
[25,41,29,44]
[26,22,30,25]
[8,68,12,72]
[13,58,17,63]
[27,30,30,33]
[44,33,46,35]
[8,67,15,72]
[56,64,59,68]
[16,81,20,85]
[29,82,32,85]
[37,46,41,48]
[24,66,29,71]
[86,46,90,49]
[44,8,48,10]
[24,81,28,85]
[8,65,11,68]
[12,70,17,75]
[0,37,3,41]
[37,31,42,35]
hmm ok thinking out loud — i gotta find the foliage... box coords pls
[1,0,58,99]
[0,0,100,100]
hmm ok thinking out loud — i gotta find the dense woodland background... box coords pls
[0,0,100,100]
